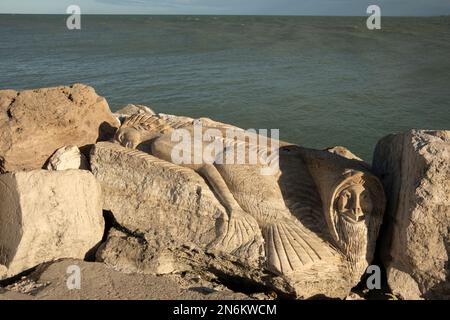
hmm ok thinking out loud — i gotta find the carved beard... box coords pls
[334,213,370,279]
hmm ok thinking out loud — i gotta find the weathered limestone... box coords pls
[116,104,155,116]
[89,141,265,266]
[96,227,284,293]
[114,104,156,125]
[96,228,179,276]
[111,114,386,298]
[0,170,104,279]
[45,145,89,171]
[0,84,119,173]
[373,130,450,300]
[5,84,448,301]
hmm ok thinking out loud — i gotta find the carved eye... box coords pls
[342,191,351,201]
[338,191,350,210]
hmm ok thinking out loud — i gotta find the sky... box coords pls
[0,0,449,16]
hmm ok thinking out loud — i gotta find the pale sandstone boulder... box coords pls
[0,170,104,279]
[0,84,119,173]
[96,228,179,276]
[373,130,450,299]
[45,145,89,171]
[89,141,264,266]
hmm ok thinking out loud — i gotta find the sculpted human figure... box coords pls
[114,114,386,283]
[114,114,267,260]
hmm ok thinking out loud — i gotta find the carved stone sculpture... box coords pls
[113,104,156,125]
[112,114,386,297]
[294,147,386,282]
[90,141,265,266]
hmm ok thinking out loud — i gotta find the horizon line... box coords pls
[0,13,448,17]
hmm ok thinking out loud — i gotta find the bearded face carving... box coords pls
[335,183,373,223]
[327,172,385,278]
[297,145,386,282]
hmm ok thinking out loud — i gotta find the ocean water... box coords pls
[1,15,449,161]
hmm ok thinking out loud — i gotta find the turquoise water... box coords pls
[1,15,449,160]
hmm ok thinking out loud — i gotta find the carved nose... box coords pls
[351,195,364,219]
[353,207,363,218]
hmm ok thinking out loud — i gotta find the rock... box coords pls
[116,104,155,116]
[0,265,6,279]
[45,145,89,171]
[89,141,264,266]
[97,227,293,297]
[5,277,50,295]
[0,170,104,279]
[0,259,252,300]
[114,104,156,125]
[112,115,386,299]
[0,84,119,173]
[158,113,194,127]
[96,228,180,276]
[373,130,450,300]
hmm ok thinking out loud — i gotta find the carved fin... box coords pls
[263,219,335,275]
[207,209,263,264]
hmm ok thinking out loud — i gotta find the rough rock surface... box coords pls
[0,84,119,173]
[0,259,251,300]
[114,104,156,125]
[96,227,290,297]
[325,146,364,162]
[90,141,265,266]
[116,104,155,116]
[45,145,89,171]
[111,114,387,299]
[373,130,450,300]
[0,170,104,279]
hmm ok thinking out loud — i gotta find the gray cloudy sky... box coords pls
[0,0,449,15]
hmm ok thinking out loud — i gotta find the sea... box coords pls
[1,15,449,161]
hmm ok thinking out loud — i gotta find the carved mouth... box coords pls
[340,210,365,224]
